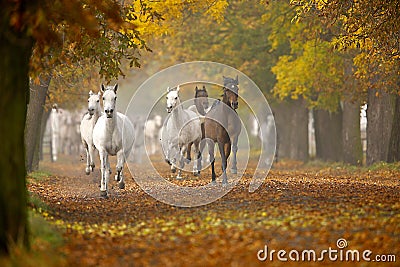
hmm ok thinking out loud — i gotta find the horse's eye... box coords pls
[115,97,117,100]
[175,97,177,100]
[97,100,99,103]
[103,97,105,100]
[87,100,89,102]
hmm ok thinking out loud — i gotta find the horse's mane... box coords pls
[209,99,221,111]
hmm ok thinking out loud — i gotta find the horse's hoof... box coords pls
[165,159,171,165]
[100,190,108,198]
[222,181,228,187]
[118,182,125,189]
[211,180,217,185]
[176,176,183,180]
[171,168,176,173]
[193,172,199,177]
[185,158,191,164]
[231,169,237,174]
[85,168,91,175]
[115,175,120,182]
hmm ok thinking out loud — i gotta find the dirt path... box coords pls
[29,155,400,266]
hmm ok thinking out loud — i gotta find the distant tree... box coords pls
[292,0,400,164]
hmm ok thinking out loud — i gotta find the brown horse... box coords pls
[204,76,240,184]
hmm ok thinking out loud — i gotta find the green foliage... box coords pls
[272,40,344,111]
[147,0,276,96]
[268,1,347,111]
[27,171,51,183]
[0,211,65,267]
[291,0,400,95]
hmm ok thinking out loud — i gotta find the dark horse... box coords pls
[204,76,241,184]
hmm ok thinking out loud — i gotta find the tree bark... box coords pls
[342,101,363,165]
[273,98,308,162]
[387,93,400,163]
[313,108,343,162]
[366,89,395,165]
[0,16,33,254]
[25,76,50,173]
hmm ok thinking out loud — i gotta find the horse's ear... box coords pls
[97,91,101,96]
[113,84,118,93]
[101,84,106,93]
[203,85,206,90]
[195,86,199,91]
[167,86,171,92]
[235,75,239,85]
[176,85,180,92]
[89,90,93,96]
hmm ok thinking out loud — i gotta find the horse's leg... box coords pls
[88,145,95,172]
[198,138,206,170]
[83,142,91,175]
[115,150,125,189]
[207,139,216,183]
[192,140,201,176]
[151,137,157,155]
[231,135,239,174]
[176,144,187,180]
[186,142,192,163]
[218,141,228,185]
[99,150,109,197]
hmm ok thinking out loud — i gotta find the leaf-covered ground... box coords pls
[28,155,399,266]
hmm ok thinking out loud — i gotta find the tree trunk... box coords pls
[25,76,50,173]
[366,89,395,165]
[39,110,51,161]
[0,18,33,253]
[273,98,308,162]
[272,102,291,160]
[387,94,400,162]
[314,108,343,162]
[342,101,363,165]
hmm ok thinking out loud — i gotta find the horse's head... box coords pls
[101,84,118,118]
[195,85,209,110]
[87,90,101,116]
[223,75,239,109]
[166,86,181,113]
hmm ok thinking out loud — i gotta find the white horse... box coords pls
[80,90,102,175]
[144,114,162,155]
[163,86,202,179]
[49,104,60,162]
[93,84,135,197]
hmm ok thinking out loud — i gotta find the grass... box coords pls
[27,171,51,183]
[0,210,66,267]
[0,179,66,267]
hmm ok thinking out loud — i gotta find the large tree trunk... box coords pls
[366,89,395,165]
[0,17,33,253]
[313,108,343,162]
[387,93,400,162]
[25,75,50,173]
[273,98,308,162]
[342,101,362,165]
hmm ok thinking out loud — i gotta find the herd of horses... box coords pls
[78,75,242,197]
